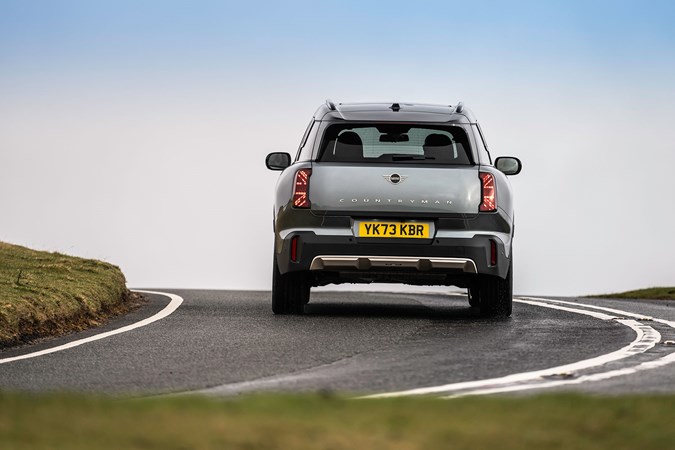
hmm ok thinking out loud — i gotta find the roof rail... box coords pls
[454,101,464,114]
[325,99,337,111]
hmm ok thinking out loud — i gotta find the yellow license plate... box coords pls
[358,222,430,238]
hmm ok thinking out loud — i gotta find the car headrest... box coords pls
[423,133,452,149]
[334,131,363,160]
[337,131,363,146]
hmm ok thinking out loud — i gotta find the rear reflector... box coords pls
[293,169,311,208]
[490,239,497,266]
[291,236,299,262]
[479,172,497,212]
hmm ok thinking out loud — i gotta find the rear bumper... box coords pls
[276,231,511,280]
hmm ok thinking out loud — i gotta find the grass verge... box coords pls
[589,287,675,300]
[1,392,674,449]
[0,241,138,347]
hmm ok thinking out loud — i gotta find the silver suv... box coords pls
[266,100,522,317]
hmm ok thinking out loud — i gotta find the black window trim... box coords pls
[474,123,492,165]
[295,118,315,161]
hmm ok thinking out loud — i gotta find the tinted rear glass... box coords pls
[318,124,473,165]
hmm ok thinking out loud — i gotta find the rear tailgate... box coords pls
[309,163,480,215]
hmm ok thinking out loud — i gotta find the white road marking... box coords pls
[0,290,183,365]
[363,297,666,399]
[443,351,675,398]
[520,296,675,328]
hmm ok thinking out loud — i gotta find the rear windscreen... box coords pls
[318,124,473,164]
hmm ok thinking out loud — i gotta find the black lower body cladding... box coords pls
[276,232,511,283]
[272,231,513,317]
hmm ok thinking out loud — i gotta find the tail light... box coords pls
[293,169,311,208]
[479,172,496,212]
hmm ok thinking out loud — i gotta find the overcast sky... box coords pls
[1,0,674,296]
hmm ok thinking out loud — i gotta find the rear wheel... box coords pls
[272,254,310,315]
[478,259,513,318]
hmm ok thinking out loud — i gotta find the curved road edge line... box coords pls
[443,351,675,398]
[520,296,675,328]
[0,289,183,365]
[362,297,663,399]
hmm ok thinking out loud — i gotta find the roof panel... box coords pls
[314,102,476,123]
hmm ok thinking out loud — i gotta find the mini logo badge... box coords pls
[383,173,408,185]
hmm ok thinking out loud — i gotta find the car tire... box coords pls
[467,286,480,308]
[272,254,310,315]
[478,259,513,318]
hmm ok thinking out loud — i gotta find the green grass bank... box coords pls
[1,392,674,449]
[589,287,675,300]
[0,241,136,347]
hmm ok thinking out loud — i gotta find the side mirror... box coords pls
[495,157,522,176]
[266,152,292,171]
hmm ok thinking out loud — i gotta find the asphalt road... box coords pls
[1,290,674,397]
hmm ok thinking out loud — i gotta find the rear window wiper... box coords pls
[391,154,436,161]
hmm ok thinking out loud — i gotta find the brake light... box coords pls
[479,172,496,212]
[293,169,311,208]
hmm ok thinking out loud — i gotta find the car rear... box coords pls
[267,102,520,317]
